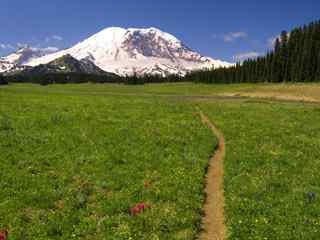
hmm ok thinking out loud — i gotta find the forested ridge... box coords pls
[185,20,320,83]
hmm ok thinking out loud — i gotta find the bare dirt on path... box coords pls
[199,110,226,240]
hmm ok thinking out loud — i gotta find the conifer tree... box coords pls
[184,20,320,84]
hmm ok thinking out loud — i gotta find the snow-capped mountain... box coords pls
[25,27,232,76]
[0,47,58,73]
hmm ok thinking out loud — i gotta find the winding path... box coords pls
[199,110,226,240]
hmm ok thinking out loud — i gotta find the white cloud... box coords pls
[0,43,14,49]
[46,35,63,42]
[28,46,60,52]
[43,46,59,52]
[52,35,63,41]
[267,35,280,48]
[223,32,248,42]
[212,32,248,42]
[17,43,29,48]
[2,43,59,53]
[233,52,260,61]
[267,32,291,48]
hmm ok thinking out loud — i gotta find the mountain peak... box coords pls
[3,27,232,76]
[88,27,181,47]
[0,47,59,72]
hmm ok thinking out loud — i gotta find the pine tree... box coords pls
[279,31,289,81]
[315,50,320,81]
[181,20,320,84]
[0,75,8,85]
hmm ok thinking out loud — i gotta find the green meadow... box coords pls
[1,83,319,239]
[201,101,320,239]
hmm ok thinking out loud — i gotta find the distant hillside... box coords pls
[4,55,120,84]
[0,47,59,73]
[19,54,114,76]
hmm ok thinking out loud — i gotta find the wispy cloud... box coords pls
[43,46,59,51]
[0,43,14,50]
[17,43,29,48]
[212,32,248,43]
[52,35,63,41]
[233,51,260,61]
[267,35,279,48]
[45,35,63,42]
[21,46,59,52]
[1,42,59,53]
[26,46,59,52]
[223,32,248,42]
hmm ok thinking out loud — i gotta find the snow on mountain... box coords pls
[0,60,15,73]
[26,27,232,76]
[0,47,59,73]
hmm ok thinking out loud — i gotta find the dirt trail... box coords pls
[199,110,226,240]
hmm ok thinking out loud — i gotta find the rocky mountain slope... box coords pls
[27,27,232,76]
[18,54,116,76]
[1,27,232,76]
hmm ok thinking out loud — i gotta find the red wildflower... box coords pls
[0,230,8,240]
[130,202,151,216]
[130,206,141,216]
[137,203,150,210]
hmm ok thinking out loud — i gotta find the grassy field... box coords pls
[3,82,320,102]
[1,82,320,239]
[0,86,216,239]
[200,101,320,239]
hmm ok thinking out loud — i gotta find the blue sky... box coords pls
[0,0,319,62]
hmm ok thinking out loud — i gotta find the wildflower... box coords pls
[130,206,141,216]
[130,202,151,216]
[137,203,150,210]
[0,230,8,240]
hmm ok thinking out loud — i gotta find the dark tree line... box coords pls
[0,74,8,85]
[4,73,121,85]
[3,72,184,85]
[123,73,184,85]
[185,20,320,83]
[3,72,185,85]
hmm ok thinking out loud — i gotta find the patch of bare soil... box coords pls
[222,92,319,103]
